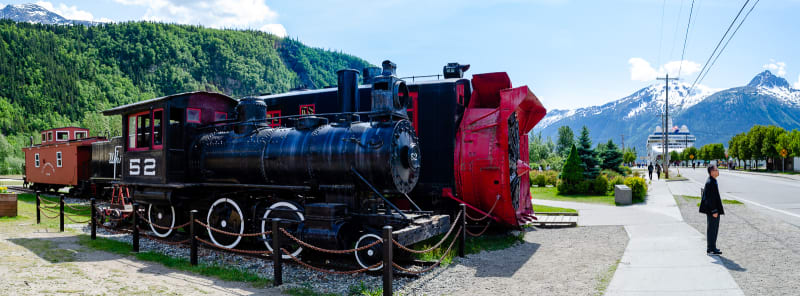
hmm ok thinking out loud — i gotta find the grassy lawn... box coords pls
[0,193,91,231]
[533,204,577,213]
[680,195,743,207]
[77,235,272,288]
[0,179,23,186]
[531,187,617,206]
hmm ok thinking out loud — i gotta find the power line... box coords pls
[687,0,752,93]
[669,0,686,60]
[656,0,667,67]
[678,0,697,77]
[694,0,761,88]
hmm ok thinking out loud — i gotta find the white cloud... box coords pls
[260,23,287,37]
[114,0,286,36]
[628,58,701,81]
[35,1,108,22]
[762,59,786,77]
[794,75,800,89]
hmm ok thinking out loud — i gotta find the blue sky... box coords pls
[3,0,799,110]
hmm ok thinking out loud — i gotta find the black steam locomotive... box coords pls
[99,61,448,269]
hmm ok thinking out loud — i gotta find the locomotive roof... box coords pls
[102,91,237,115]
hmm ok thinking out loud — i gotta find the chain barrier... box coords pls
[392,227,462,275]
[464,196,500,222]
[65,215,91,224]
[392,210,461,254]
[134,227,191,246]
[195,236,273,255]
[135,211,192,230]
[466,221,492,237]
[194,219,272,237]
[96,221,133,234]
[281,248,381,275]
[64,203,92,212]
[38,208,61,219]
[279,228,381,254]
[37,196,59,205]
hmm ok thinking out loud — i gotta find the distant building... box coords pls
[646,121,696,164]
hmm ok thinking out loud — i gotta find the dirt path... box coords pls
[0,222,282,295]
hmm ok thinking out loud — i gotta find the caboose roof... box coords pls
[102,91,237,116]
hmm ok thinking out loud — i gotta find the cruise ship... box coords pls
[646,121,696,164]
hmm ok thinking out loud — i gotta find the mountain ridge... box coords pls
[533,70,800,154]
[0,3,101,26]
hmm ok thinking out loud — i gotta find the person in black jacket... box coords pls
[699,164,724,255]
[648,163,654,180]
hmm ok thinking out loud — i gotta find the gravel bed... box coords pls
[400,226,628,296]
[77,224,413,295]
[674,196,800,296]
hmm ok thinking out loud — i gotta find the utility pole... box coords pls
[621,134,625,151]
[657,74,679,179]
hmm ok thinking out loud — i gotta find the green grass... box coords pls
[531,187,617,206]
[681,195,744,206]
[594,259,620,296]
[412,229,525,265]
[532,204,577,213]
[0,193,91,231]
[0,179,23,186]
[77,235,272,288]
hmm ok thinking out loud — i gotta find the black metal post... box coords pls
[132,202,139,252]
[59,194,65,232]
[383,225,393,296]
[90,198,96,240]
[458,204,466,258]
[35,191,40,224]
[272,218,282,287]
[190,210,198,266]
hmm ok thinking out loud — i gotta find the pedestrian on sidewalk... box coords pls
[699,164,724,255]
[655,163,661,179]
[648,163,654,180]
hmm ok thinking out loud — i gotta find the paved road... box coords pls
[666,167,800,226]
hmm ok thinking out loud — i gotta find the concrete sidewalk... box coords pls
[533,180,743,296]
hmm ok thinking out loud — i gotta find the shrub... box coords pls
[601,169,621,180]
[609,175,625,192]
[576,180,593,194]
[624,177,648,201]
[558,145,584,195]
[533,174,547,187]
[620,166,632,176]
[593,174,609,194]
[556,180,573,195]
[545,171,558,186]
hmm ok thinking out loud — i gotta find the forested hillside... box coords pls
[0,20,372,173]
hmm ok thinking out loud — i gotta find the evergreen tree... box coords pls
[559,144,584,189]
[576,126,600,179]
[556,126,575,157]
[600,139,623,172]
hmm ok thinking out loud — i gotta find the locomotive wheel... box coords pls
[206,198,245,249]
[148,204,176,238]
[354,233,384,271]
[261,202,304,259]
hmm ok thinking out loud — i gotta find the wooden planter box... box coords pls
[0,193,18,217]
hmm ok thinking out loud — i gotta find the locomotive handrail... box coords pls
[281,248,382,275]
[194,219,273,237]
[197,110,386,131]
[279,228,382,255]
[392,226,462,275]
[350,167,408,220]
[392,210,462,254]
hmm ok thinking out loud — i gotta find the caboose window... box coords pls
[47,132,53,142]
[56,151,62,167]
[187,108,202,123]
[41,133,45,143]
[153,109,163,148]
[35,153,40,167]
[75,131,87,139]
[56,131,68,141]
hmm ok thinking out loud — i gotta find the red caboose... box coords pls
[22,127,104,193]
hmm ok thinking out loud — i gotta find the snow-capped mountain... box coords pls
[0,3,101,26]
[533,70,800,153]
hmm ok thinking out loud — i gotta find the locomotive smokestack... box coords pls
[337,69,360,114]
[235,97,268,133]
